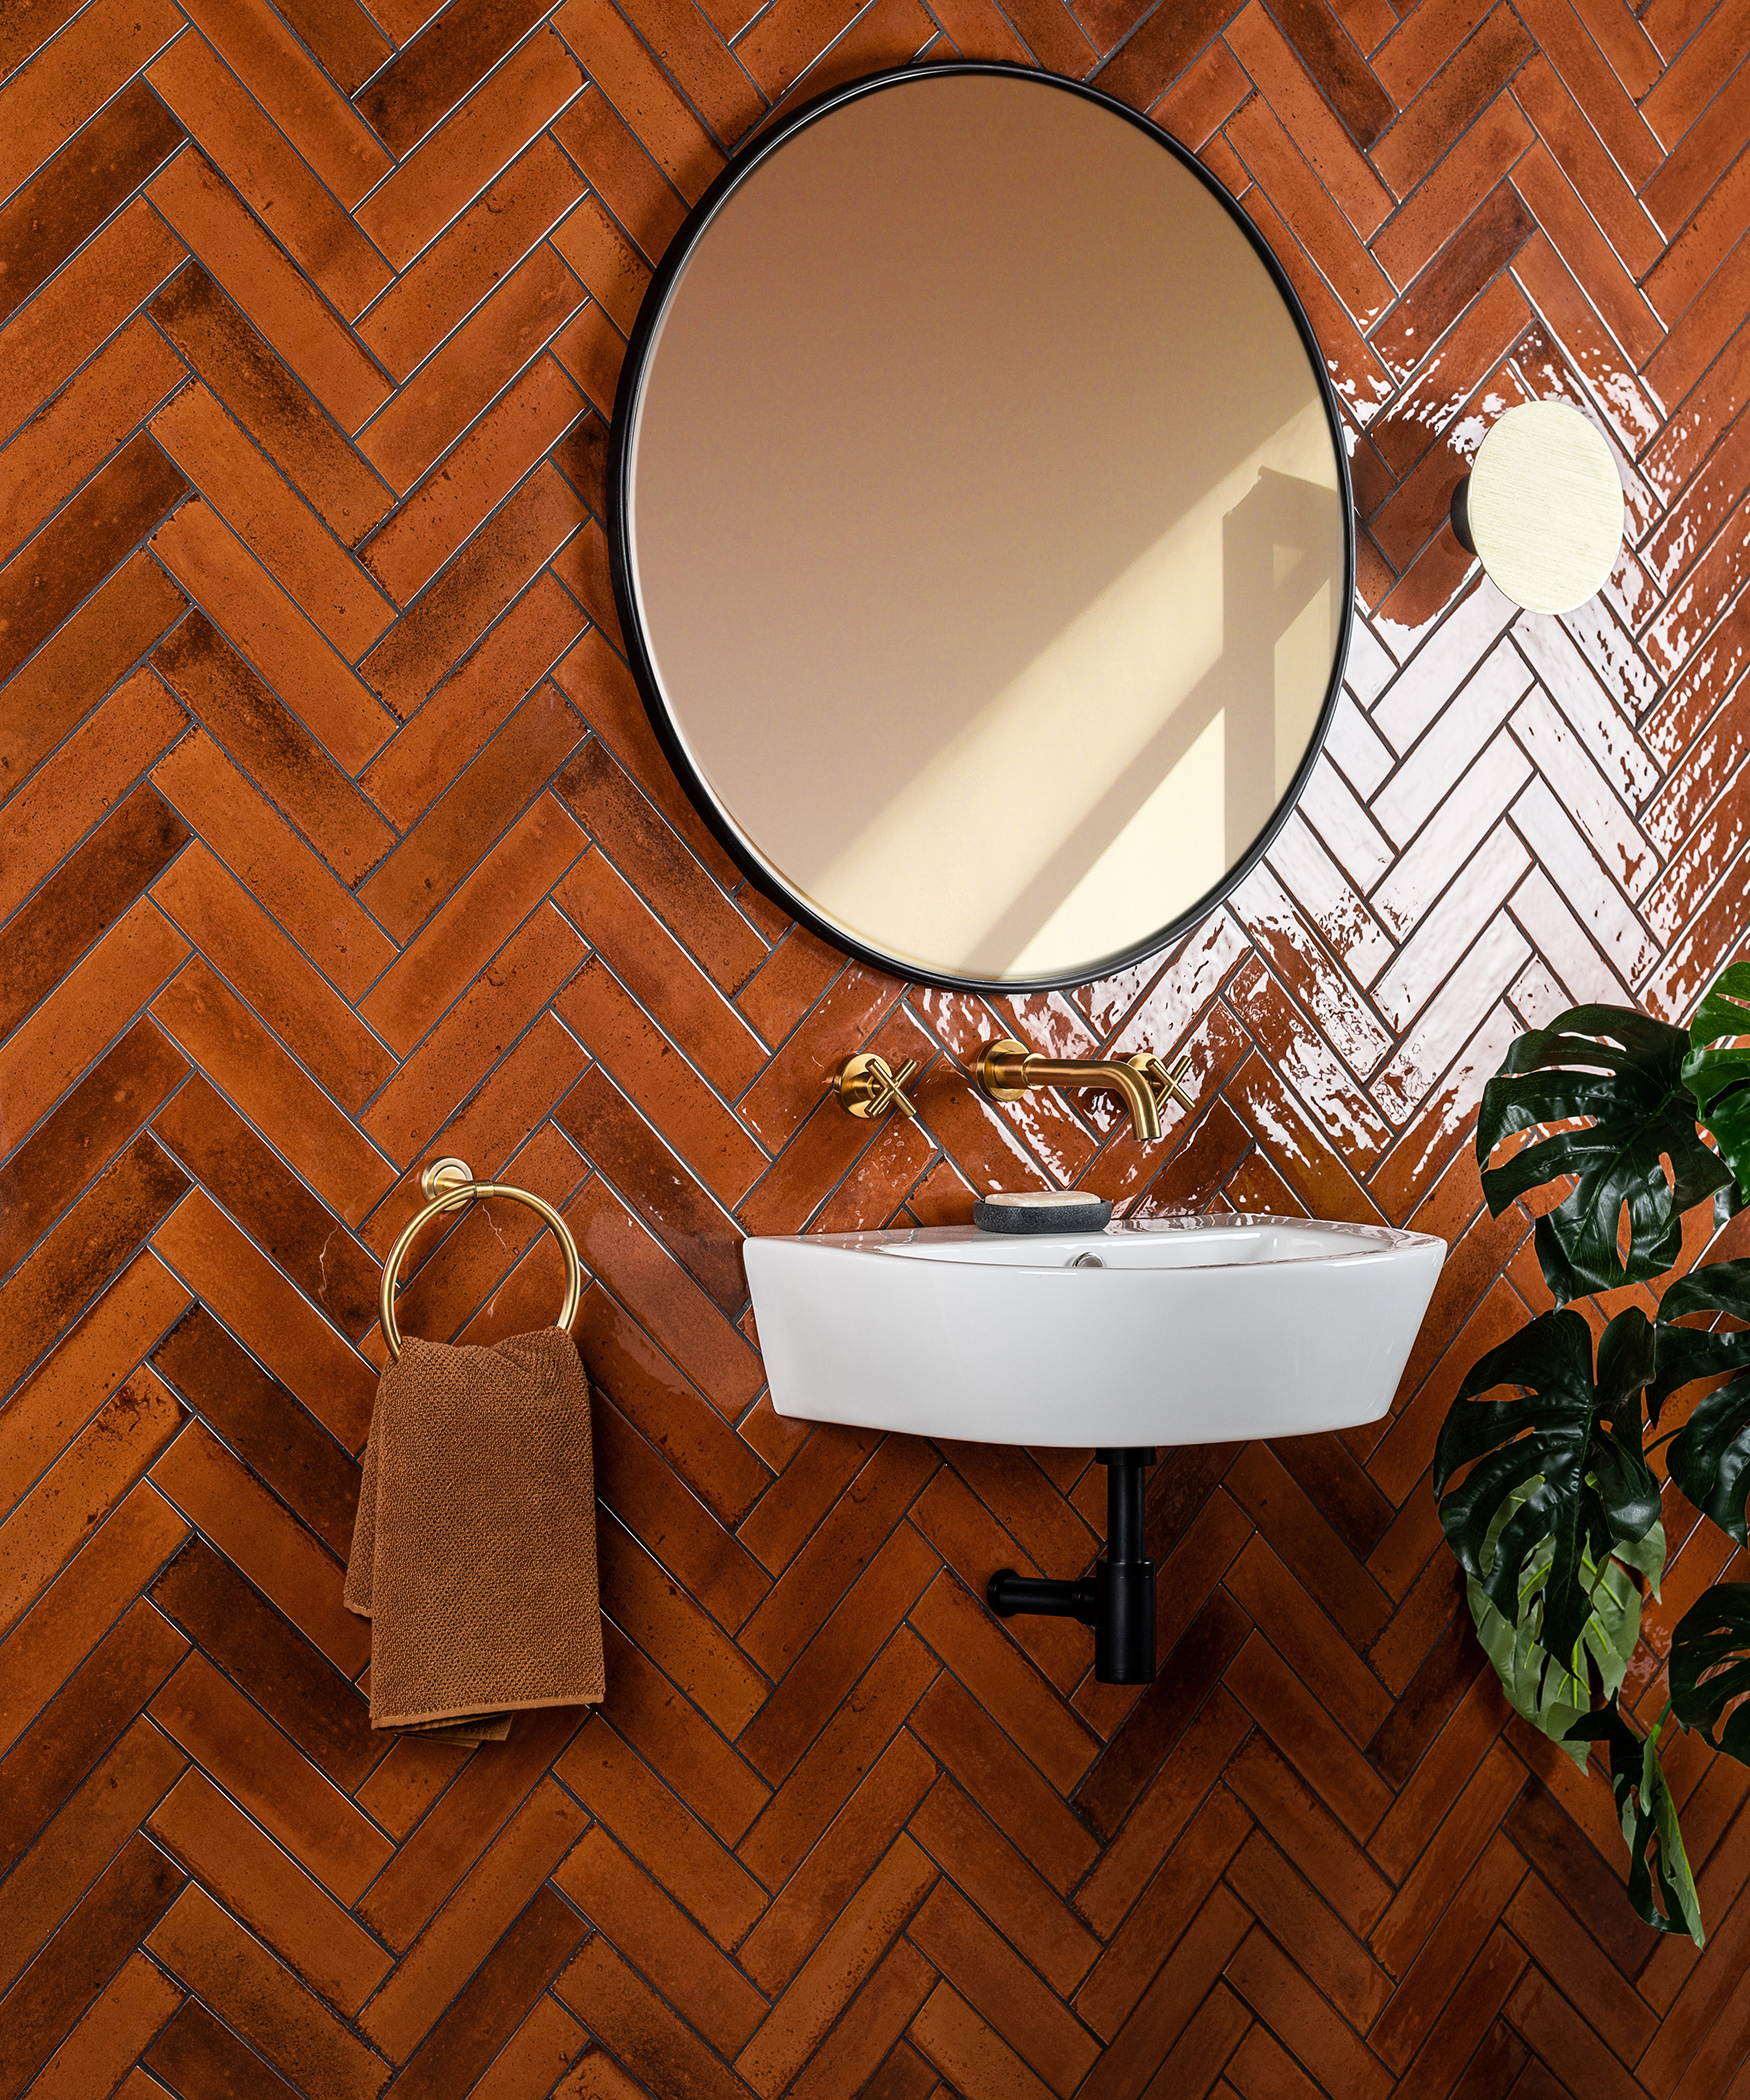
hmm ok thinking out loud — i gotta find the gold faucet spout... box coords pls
[976,1039,1163,1143]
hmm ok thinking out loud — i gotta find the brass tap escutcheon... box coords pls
[830,1053,920,1121]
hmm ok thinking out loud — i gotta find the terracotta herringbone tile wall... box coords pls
[4,0,1750,2090]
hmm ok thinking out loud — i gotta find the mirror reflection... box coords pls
[620,66,1351,989]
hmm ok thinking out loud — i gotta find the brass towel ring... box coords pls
[380,1157,584,1362]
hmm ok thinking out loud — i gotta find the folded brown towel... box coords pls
[345,1327,606,1740]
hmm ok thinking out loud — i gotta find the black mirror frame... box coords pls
[606,59,1357,997]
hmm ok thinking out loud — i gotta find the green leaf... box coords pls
[1567,1698,1704,1945]
[1651,1259,1750,1415]
[1651,1260,1750,1542]
[1671,1382,1750,1548]
[1683,963,1750,1208]
[1466,1483,1662,1764]
[1670,1584,1750,1766]
[1435,1307,1662,1659]
[1476,1004,1728,1305]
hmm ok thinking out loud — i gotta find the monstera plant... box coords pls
[1435,962,1750,1946]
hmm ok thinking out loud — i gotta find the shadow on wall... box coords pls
[979,466,1344,966]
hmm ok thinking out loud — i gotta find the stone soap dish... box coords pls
[973,1190,1112,1235]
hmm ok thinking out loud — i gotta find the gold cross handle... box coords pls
[1126,1050,1196,1120]
[831,1053,920,1121]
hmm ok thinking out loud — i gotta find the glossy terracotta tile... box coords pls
[1242,181,1394,422]
[0,1020,186,1285]
[552,0,724,203]
[148,1768,390,2013]
[551,85,689,264]
[0,675,186,938]
[354,245,584,494]
[150,1419,365,1673]
[148,28,392,323]
[360,1778,585,2058]
[354,30,584,272]
[552,631,737,891]
[3,0,1750,2090]
[738,1628,936,1888]
[0,1354,186,1690]
[276,0,391,86]
[392,1886,584,2097]
[150,148,390,436]
[360,900,583,1161]
[151,842,394,1111]
[0,0,175,205]
[360,462,578,715]
[1068,0,1205,100]
[358,143,583,388]
[1230,5,1391,234]
[168,0,390,209]
[1371,7,1533,201]
[149,264,395,544]
[150,503,396,775]
[359,0,551,157]
[0,1838,184,2097]
[156,405,392,679]
[151,733,386,1000]
[0,79,185,329]
[146,1884,388,2096]
[547,290,626,417]
[1228,95,1393,328]
[0,434,188,687]
[575,1718,759,1934]
[0,316,185,566]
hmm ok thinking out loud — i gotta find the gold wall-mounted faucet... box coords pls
[976,1039,1194,1144]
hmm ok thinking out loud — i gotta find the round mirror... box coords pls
[611,63,1354,991]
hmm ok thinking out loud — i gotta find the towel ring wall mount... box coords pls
[380,1157,584,1362]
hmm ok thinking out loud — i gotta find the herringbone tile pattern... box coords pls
[4,0,1750,2090]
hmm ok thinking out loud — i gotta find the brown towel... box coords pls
[345,1327,606,1741]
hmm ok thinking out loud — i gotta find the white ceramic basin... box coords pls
[745,1214,1445,1446]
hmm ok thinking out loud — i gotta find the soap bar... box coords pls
[973,1190,1112,1234]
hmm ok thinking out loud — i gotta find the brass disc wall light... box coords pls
[1450,402,1623,614]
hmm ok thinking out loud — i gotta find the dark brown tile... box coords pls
[150,1077,380,1338]
[150,1311,360,1558]
[0,1833,184,2097]
[0,78,185,327]
[0,1600,187,1879]
[0,788,189,1039]
[356,0,550,155]
[148,1539,381,1792]
[144,1999,300,2100]
[394,1886,587,2098]
[1268,0,1396,145]
[0,1018,186,1271]
[0,431,189,686]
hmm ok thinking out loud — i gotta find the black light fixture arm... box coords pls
[987,1447,1157,1684]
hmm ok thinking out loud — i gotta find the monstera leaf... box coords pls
[1652,1262,1750,1544]
[1670,1585,1750,1765]
[1435,1307,1662,1660]
[1468,1482,1665,1764]
[1567,1698,1704,1945]
[1475,1005,1730,1304]
[1684,963,1750,1207]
